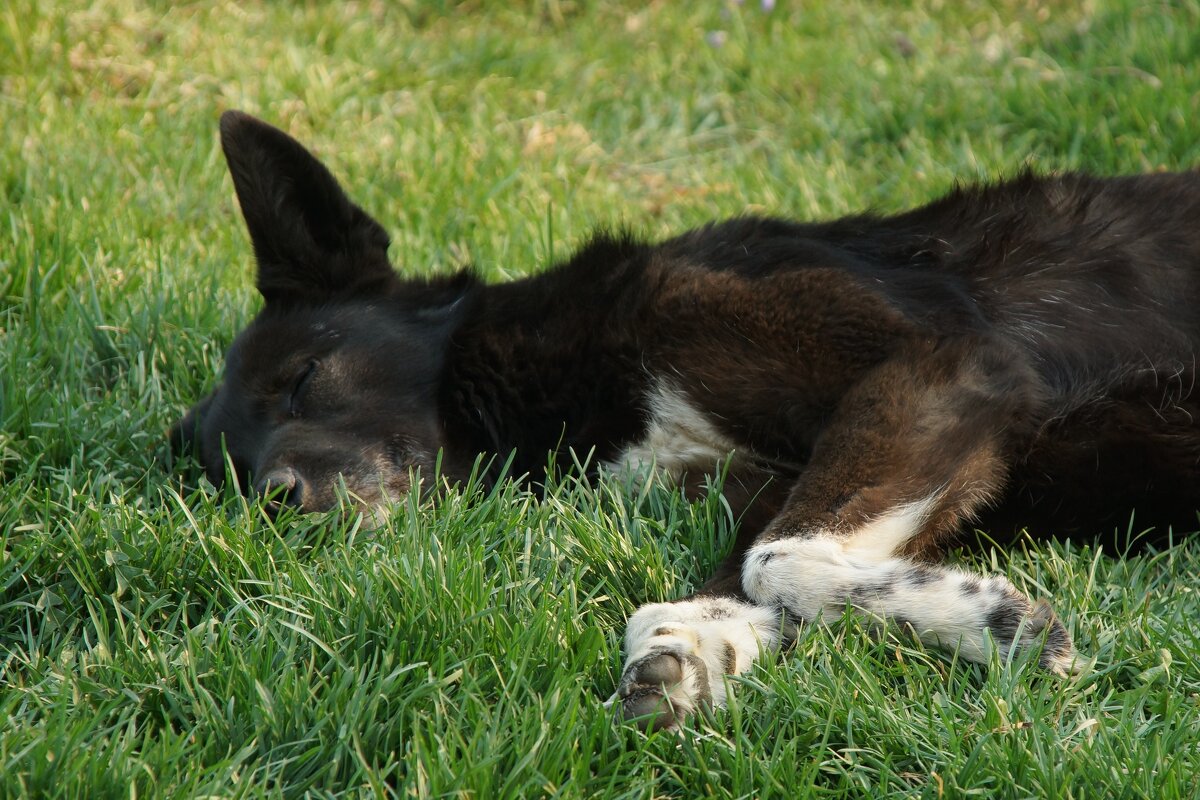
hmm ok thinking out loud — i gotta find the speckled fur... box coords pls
[177,113,1200,731]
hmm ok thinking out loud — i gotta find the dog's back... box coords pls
[604,171,1200,533]
[180,114,1200,730]
[665,171,1200,380]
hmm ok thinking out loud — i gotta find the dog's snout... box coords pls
[256,467,305,514]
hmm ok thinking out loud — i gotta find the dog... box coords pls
[175,111,1200,731]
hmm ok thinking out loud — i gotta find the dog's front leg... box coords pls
[607,588,782,731]
[741,340,1079,673]
[612,340,1079,730]
[607,474,792,731]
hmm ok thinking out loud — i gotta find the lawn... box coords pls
[3,0,1200,797]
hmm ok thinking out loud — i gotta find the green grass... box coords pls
[4,0,1200,796]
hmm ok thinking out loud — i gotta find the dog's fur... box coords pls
[176,111,1200,730]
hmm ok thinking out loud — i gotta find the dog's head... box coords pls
[173,112,474,513]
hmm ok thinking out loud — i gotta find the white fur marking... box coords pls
[607,381,736,481]
[612,598,780,709]
[741,535,1071,667]
[843,494,940,558]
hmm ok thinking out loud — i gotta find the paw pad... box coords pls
[613,648,710,731]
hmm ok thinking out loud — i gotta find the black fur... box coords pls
[175,113,1200,726]
[178,116,1200,535]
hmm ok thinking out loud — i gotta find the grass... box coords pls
[4,0,1200,796]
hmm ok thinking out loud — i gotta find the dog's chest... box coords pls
[607,382,737,479]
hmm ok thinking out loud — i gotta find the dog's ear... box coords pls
[395,269,479,320]
[219,111,396,304]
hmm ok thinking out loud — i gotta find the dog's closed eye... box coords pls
[288,360,318,418]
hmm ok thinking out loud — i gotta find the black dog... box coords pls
[176,111,1200,730]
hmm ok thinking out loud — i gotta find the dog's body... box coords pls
[178,112,1200,729]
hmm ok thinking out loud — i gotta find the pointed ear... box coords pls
[394,269,479,319]
[219,111,396,304]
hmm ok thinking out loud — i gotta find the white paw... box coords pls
[984,594,1080,674]
[609,599,780,731]
[741,537,1081,673]
[608,631,713,731]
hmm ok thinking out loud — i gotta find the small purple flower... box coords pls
[706,30,728,48]
[761,0,776,10]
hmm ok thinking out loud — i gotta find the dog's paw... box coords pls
[958,577,1082,674]
[608,599,781,732]
[1008,598,1080,675]
[608,635,712,731]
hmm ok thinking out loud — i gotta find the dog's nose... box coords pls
[255,467,305,515]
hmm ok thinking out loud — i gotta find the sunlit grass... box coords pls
[3,0,1200,796]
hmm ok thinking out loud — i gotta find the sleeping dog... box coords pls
[175,111,1200,730]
